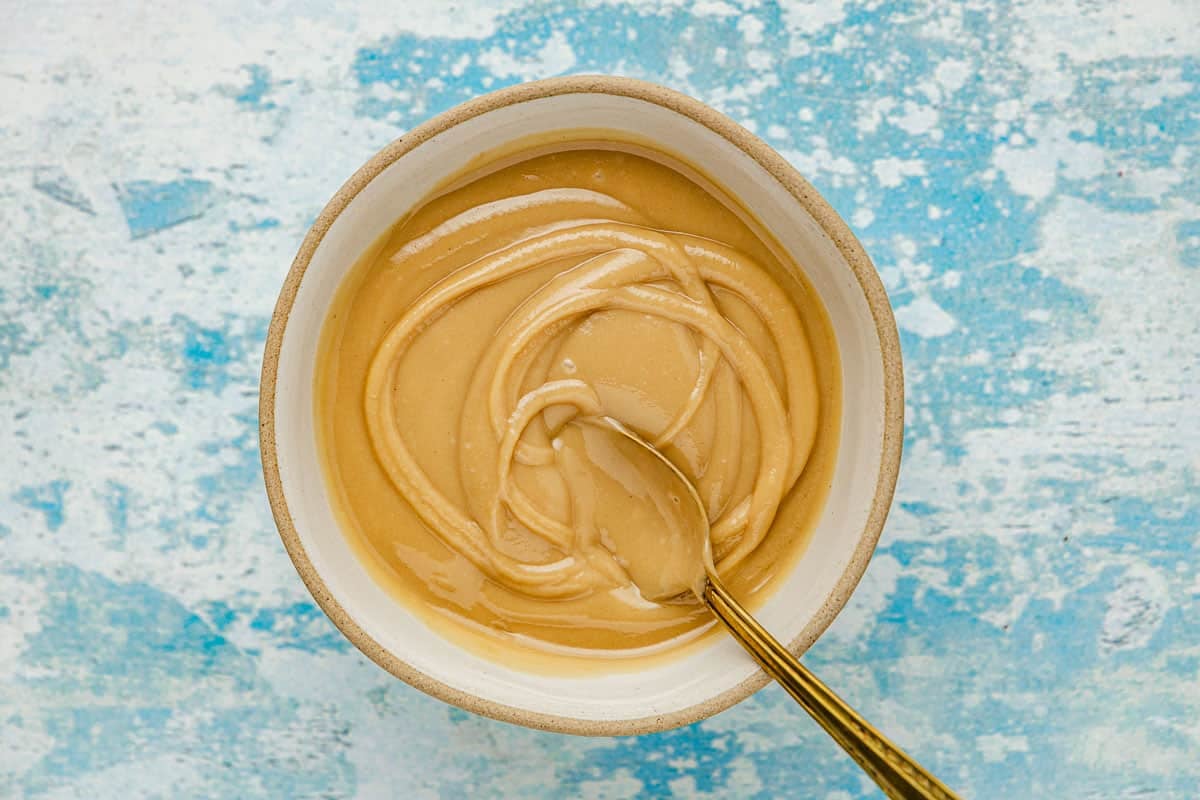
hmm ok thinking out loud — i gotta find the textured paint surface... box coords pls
[2,1,1198,797]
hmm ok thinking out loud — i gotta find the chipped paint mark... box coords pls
[13,480,70,532]
[113,178,215,239]
[32,167,95,214]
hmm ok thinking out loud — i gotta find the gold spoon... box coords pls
[575,416,962,800]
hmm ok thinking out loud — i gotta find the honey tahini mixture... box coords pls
[315,141,841,669]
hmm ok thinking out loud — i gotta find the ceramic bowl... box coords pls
[260,75,903,735]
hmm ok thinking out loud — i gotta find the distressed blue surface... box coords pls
[2,2,1198,797]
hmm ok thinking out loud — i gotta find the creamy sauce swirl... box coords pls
[316,144,840,667]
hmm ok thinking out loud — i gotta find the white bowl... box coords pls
[260,76,903,735]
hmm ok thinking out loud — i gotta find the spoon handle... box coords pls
[703,578,961,800]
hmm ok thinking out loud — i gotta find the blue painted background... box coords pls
[2,1,1198,797]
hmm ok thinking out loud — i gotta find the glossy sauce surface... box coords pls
[315,143,841,669]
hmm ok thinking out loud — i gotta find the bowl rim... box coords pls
[259,74,904,736]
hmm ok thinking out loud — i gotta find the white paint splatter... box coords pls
[994,99,1022,122]
[669,52,693,82]
[737,14,765,43]
[934,59,971,93]
[857,96,897,134]
[992,119,1106,201]
[478,30,576,80]
[891,100,940,137]
[872,156,926,188]
[745,49,773,71]
[977,733,1030,763]
[895,296,959,338]
[852,207,875,229]
[692,0,739,17]
[780,0,848,36]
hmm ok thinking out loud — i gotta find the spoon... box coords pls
[574,416,961,800]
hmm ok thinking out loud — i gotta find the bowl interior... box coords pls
[270,89,890,728]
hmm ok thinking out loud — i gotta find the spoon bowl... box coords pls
[568,415,712,601]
